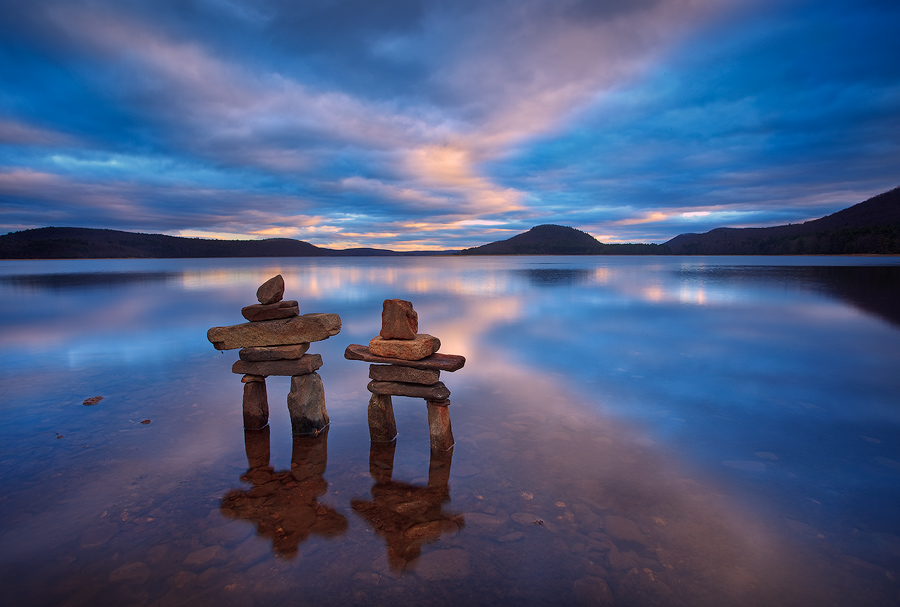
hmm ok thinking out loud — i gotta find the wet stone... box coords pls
[573,576,614,606]
[241,300,299,322]
[414,548,471,580]
[603,515,646,545]
[380,298,418,340]
[183,545,228,569]
[256,274,285,305]
[108,561,151,585]
[499,531,524,542]
[287,372,329,436]
[344,344,465,371]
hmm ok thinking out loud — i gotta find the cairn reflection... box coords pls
[351,441,463,571]
[220,427,347,558]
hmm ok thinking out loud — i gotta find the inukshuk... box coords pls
[207,274,341,435]
[344,299,465,451]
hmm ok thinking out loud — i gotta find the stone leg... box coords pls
[287,371,330,436]
[426,399,454,452]
[241,375,269,430]
[368,393,398,442]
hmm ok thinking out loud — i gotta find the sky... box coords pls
[1,0,898,250]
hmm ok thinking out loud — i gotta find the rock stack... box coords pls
[344,299,465,451]
[207,275,341,435]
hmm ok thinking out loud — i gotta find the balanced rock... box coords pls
[240,344,310,362]
[344,344,466,371]
[380,299,418,340]
[369,364,440,385]
[241,300,299,322]
[232,354,323,377]
[368,334,440,361]
[367,380,450,400]
[208,313,341,350]
[257,275,285,305]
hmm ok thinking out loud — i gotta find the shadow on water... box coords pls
[351,442,462,572]
[676,264,900,327]
[514,267,595,286]
[220,427,347,558]
[0,271,179,291]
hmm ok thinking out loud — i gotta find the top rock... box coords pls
[257,275,285,305]
[380,299,418,340]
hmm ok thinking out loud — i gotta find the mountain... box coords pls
[459,224,668,255]
[0,227,447,259]
[665,187,900,255]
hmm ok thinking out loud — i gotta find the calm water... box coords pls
[1,256,899,606]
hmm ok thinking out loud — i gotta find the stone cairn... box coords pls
[344,299,465,451]
[207,275,341,436]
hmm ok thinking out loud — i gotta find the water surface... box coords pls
[1,256,899,606]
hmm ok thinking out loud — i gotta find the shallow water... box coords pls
[1,255,899,606]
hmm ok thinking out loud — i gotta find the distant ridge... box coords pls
[459,225,667,255]
[0,227,447,259]
[665,187,900,255]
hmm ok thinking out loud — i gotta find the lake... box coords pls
[1,255,899,606]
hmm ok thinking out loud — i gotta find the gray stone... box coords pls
[414,548,470,580]
[208,313,341,350]
[344,344,465,371]
[368,334,440,361]
[239,343,310,361]
[288,372,329,436]
[241,300,299,322]
[573,576,614,606]
[233,354,322,377]
[256,274,284,304]
[369,364,440,385]
[367,380,450,400]
[380,298,418,340]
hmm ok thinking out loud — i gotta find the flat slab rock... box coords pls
[369,364,440,385]
[233,354,323,377]
[240,343,310,361]
[208,313,341,350]
[368,334,440,361]
[367,379,450,400]
[344,344,465,372]
[241,300,299,322]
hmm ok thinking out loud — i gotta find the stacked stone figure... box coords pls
[207,275,341,436]
[344,299,465,451]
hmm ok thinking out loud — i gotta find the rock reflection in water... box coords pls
[352,442,464,572]
[220,426,347,557]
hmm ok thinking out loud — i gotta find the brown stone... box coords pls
[344,344,465,371]
[233,354,323,377]
[256,274,284,304]
[239,343,310,362]
[241,374,265,383]
[427,401,454,451]
[368,334,440,361]
[369,364,440,385]
[208,313,341,350]
[287,372,329,436]
[241,300,299,322]
[367,380,450,400]
[380,299,418,340]
[367,393,397,442]
[242,380,269,430]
